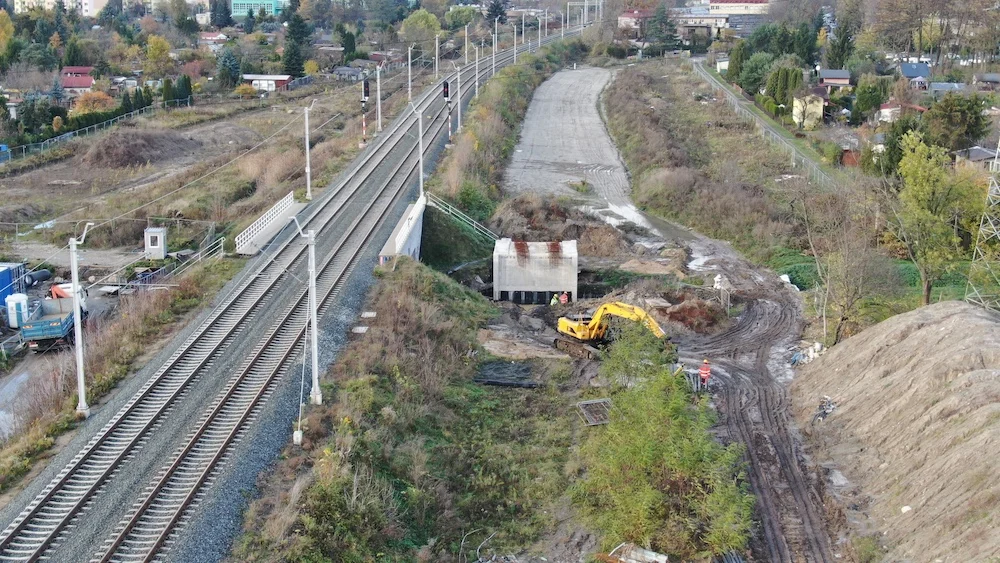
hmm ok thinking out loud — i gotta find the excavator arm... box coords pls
[557,302,666,342]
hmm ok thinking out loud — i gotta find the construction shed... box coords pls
[492,238,578,303]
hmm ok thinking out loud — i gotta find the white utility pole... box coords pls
[434,34,439,79]
[453,63,462,131]
[492,33,497,76]
[512,23,517,63]
[376,62,383,132]
[561,11,565,37]
[545,9,548,36]
[465,24,469,64]
[407,44,413,101]
[537,17,541,49]
[475,45,480,97]
[522,12,525,44]
[304,99,317,200]
[290,218,321,406]
[410,102,424,197]
[70,221,95,418]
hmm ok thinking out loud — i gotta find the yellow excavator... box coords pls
[554,301,666,360]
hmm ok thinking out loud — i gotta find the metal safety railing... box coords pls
[235,192,294,254]
[692,63,839,190]
[426,191,499,241]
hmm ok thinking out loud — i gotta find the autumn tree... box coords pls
[891,132,984,305]
[72,91,117,114]
[233,83,256,98]
[143,35,173,78]
[400,8,441,46]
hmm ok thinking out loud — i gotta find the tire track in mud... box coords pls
[682,299,834,563]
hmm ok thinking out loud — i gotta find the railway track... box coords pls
[0,30,580,563]
[682,299,834,563]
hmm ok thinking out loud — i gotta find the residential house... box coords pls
[198,32,228,53]
[243,74,293,91]
[617,9,655,39]
[877,101,927,123]
[333,66,363,81]
[973,73,1000,91]
[792,87,827,130]
[61,66,95,97]
[819,69,850,92]
[928,82,967,98]
[900,63,931,80]
[954,146,998,173]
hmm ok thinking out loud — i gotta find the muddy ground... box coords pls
[484,65,839,562]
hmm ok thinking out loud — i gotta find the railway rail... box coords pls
[0,29,580,563]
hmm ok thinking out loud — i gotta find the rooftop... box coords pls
[710,0,768,3]
[900,62,931,78]
[955,146,997,162]
[61,76,94,89]
[61,66,93,76]
[242,74,292,80]
[820,69,850,80]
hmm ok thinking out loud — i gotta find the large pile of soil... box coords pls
[792,301,1000,561]
[489,195,631,257]
[80,128,201,168]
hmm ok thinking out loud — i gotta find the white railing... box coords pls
[426,192,499,241]
[235,192,294,254]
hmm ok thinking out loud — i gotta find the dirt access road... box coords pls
[505,66,836,561]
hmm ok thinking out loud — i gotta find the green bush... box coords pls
[572,325,753,557]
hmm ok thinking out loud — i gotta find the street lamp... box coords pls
[475,44,480,98]
[289,217,321,406]
[409,102,425,198]
[492,33,497,76]
[304,99,317,201]
[464,24,469,64]
[70,221,95,418]
[435,33,440,79]
[537,16,542,50]
[512,22,517,63]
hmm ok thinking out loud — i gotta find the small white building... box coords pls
[493,239,578,304]
[144,227,167,260]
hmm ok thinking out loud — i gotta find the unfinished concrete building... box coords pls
[493,238,578,303]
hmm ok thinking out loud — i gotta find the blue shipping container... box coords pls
[0,263,27,302]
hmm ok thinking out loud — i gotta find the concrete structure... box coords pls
[231,0,284,16]
[377,195,426,266]
[144,227,167,260]
[709,0,768,15]
[819,69,850,90]
[492,239,578,304]
[243,74,293,91]
[235,192,307,255]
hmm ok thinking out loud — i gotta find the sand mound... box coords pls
[80,129,201,168]
[792,301,1000,561]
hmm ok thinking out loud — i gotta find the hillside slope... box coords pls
[792,301,1000,561]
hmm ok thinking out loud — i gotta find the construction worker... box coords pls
[549,293,559,306]
[559,292,569,304]
[699,359,711,387]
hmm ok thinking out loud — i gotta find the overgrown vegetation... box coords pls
[236,258,576,560]
[572,325,754,558]
[0,258,243,492]
[432,39,589,222]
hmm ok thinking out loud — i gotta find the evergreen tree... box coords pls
[342,30,355,56]
[49,76,64,104]
[648,3,678,50]
[210,0,232,28]
[793,22,816,67]
[177,74,193,103]
[121,91,133,112]
[485,0,506,25]
[726,41,747,82]
[286,13,310,45]
[162,77,174,104]
[216,47,240,87]
[131,88,142,109]
[143,85,153,107]
[258,6,267,21]
[63,36,83,66]
[282,39,304,77]
[775,67,790,107]
[244,7,255,33]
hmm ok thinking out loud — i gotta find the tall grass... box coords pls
[235,259,575,560]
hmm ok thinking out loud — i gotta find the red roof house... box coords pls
[61,66,95,95]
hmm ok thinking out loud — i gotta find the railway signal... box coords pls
[443,80,449,100]
[362,79,370,102]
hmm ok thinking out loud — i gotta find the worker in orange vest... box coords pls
[699,359,711,386]
[559,292,569,304]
